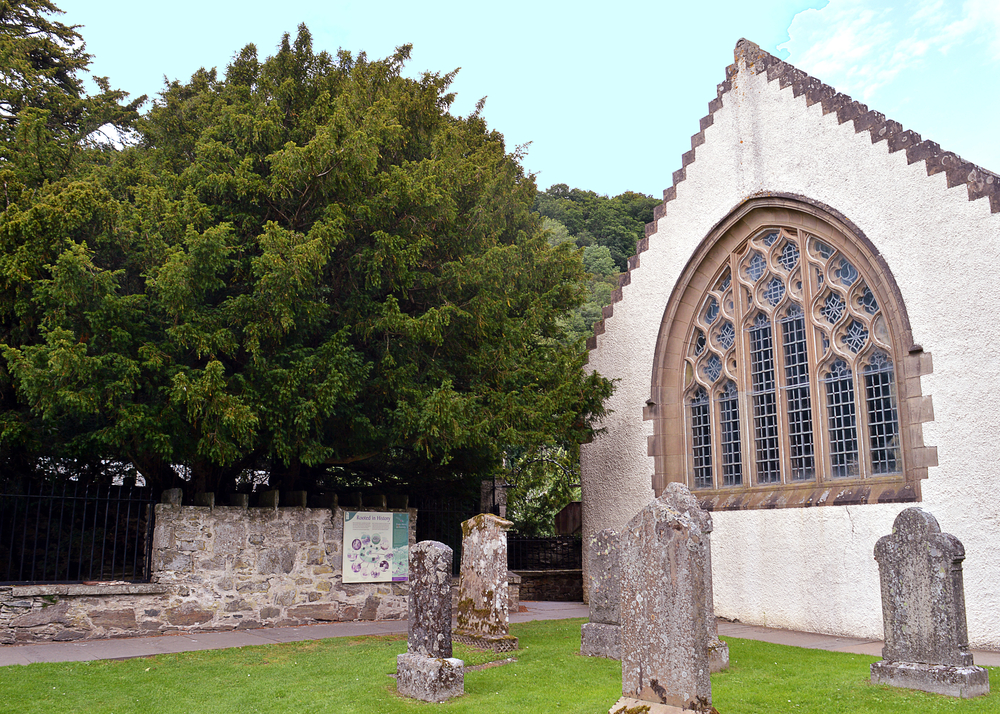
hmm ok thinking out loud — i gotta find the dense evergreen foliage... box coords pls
[0,5,612,498]
[533,184,659,346]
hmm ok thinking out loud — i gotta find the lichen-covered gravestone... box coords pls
[581,528,621,659]
[613,490,714,714]
[871,508,989,699]
[454,513,518,652]
[659,482,729,673]
[396,541,464,702]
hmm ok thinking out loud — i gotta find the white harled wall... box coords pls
[581,57,1000,649]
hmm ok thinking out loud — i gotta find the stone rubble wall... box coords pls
[0,504,415,644]
[512,570,583,601]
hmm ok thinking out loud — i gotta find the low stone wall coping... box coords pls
[11,583,171,597]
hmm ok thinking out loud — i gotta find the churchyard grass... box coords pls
[0,618,996,713]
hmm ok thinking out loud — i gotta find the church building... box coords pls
[580,39,1000,648]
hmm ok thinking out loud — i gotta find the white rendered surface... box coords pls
[581,58,1000,648]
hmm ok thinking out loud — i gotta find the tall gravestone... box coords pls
[396,541,464,702]
[581,528,621,659]
[454,513,518,652]
[613,490,713,714]
[871,508,989,698]
[659,482,729,673]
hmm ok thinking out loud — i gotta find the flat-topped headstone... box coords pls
[407,540,454,658]
[659,482,729,673]
[397,540,464,702]
[614,491,712,713]
[871,507,989,698]
[581,528,621,659]
[454,513,518,652]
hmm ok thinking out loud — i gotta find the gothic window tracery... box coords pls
[683,224,903,491]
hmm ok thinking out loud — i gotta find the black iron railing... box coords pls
[507,534,582,571]
[0,481,157,585]
[411,495,480,575]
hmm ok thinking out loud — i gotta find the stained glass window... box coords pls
[779,242,800,271]
[844,319,868,353]
[683,223,904,494]
[747,252,766,282]
[717,321,736,350]
[749,313,780,484]
[719,381,742,486]
[704,297,719,324]
[865,351,900,475]
[821,293,845,324]
[691,388,712,488]
[824,360,859,478]
[781,306,814,480]
[765,277,785,306]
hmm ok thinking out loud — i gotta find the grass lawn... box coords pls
[0,618,997,713]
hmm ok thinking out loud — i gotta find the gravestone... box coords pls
[454,513,518,652]
[871,508,989,698]
[581,528,621,659]
[396,541,465,702]
[612,491,713,714]
[659,482,729,673]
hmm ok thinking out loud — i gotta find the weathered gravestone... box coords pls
[396,541,465,702]
[659,482,729,673]
[454,513,518,652]
[612,490,715,714]
[871,508,989,698]
[581,528,621,659]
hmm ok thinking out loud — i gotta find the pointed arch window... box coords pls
[649,199,935,509]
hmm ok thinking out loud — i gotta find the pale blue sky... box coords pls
[60,0,999,197]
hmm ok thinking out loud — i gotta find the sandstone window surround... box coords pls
[645,196,936,510]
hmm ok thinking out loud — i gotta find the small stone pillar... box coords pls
[613,490,712,714]
[659,482,729,673]
[396,541,464,702]
[581,528,621,659]
[871,508,989,698]
[454,513,518,652]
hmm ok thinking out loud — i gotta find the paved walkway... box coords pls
[1,601,997,668]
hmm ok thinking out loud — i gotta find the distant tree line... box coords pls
[533,184,660,346]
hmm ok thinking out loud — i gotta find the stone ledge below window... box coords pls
[10,583,171,598]
[693,477,918,511]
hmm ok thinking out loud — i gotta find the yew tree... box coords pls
[0,25,612,495]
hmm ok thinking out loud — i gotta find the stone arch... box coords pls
[644,194,936,509]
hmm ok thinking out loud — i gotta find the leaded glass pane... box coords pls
[779,242,800,271]
[763,231,779,247]
[704,353,722,382]
[694,329,706,355]
[717,321,735,350]
[746,252,766,282]
[835,258,859,287]
[860,286,878,314]
[704,297,719,325]
[694,330,705,355]
[865,351,900,475]
[812,237,834,259]
[717,271,731,292]
[816,267,824,288]
[719,381,742,486]
[844,319,868,353]
[781,307,815,480]
[749,314,780,484]
[765,277,785,306]
[824,360,859,478]
[691,388,712,488]
[821,292,845,324]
